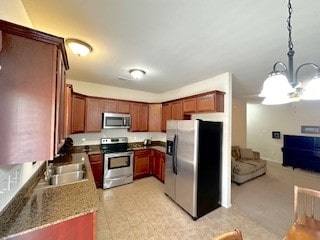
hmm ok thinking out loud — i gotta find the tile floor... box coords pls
[96,177,279,240]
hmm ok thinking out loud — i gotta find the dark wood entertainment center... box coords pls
[282,135,320,173]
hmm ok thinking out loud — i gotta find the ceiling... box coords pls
[21,0,320,101]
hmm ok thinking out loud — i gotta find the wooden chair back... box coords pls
[283,186,320,240]
[213,229,243,240]
[294,185,320,229]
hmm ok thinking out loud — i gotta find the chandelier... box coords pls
[259,0,320,105]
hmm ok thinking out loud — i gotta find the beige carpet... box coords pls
[231,161,320,238]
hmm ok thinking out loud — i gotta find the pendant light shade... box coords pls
[300,76,320,100]
[259,73,294,98]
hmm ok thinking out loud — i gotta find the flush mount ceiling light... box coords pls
[129,69,146,80]
[259,0,320,105]
[65,38,93,56]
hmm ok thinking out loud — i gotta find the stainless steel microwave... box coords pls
[103,112,131,129]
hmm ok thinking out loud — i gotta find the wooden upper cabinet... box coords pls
[196,91,224,112]
[85,97,103,132]
[104,99,118,113]
[148,104,162,132]
[129,102,148,132]
[71,94,86,133]
[0,20,69,164]
[183,97,197,113]
[129,102,139,131]
[171,100,184,120]
[161,103,172,132]
[139,103,149,132]
[118,100,130,113]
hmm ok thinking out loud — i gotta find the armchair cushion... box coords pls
[240,148,255,160]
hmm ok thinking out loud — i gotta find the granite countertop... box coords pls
[0,153,99,239]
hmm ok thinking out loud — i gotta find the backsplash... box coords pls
[70,129,166,146]
[0,161,43,213]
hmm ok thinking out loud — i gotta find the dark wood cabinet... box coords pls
[89,154,103,188]
[134,150,151,179]
[85,97,103,132]
[0,20,68,164]
[71,94,86,133]
[148,104,162,132]
[282,135,320,173]
[161,103,172,132]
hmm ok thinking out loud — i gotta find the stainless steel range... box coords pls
[100,137,133,189]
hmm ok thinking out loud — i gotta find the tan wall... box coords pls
[232,98,246,148]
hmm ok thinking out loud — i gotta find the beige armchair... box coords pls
[231,146,267,185]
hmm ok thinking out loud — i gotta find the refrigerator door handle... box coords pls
[173,134,178,175]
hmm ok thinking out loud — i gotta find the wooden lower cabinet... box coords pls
[11,212,96,240]
[88,154,103,188]
[152,150,162,181]
[134,149,165,182]
[134,150,151,179]
[152,150,165,182]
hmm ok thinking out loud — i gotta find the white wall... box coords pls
[232,99,246,147]
[0,0,32,27]
[67,79,162,103]
[0,0,45,213]
[247,100,320,163]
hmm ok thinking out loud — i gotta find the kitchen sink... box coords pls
[49,171,86,186]
[54,163,85,174]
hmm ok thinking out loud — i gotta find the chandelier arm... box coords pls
[272,61,288,74]
[295,63,320,83]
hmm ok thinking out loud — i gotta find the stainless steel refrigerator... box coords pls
[165,119,222,220]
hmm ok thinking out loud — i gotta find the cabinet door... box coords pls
[148,104,162,132]
[85,97,103,132]
[89,154,103,188]
[64,84,72,137]
[55,49,66,154]
[134,150,151,179]
[129,102,139,132]
[118,100,130,113]
[160,152,165,182]
[71,94,86,133]
[0,32,57,164]
[139,103,149,132]
[183,97,196,113]
[104,99,118,113]
[196,92,224,112]
[152,150,162,180]
[171,100,183,120]
[161,103,172,132]
[130,102,148,132]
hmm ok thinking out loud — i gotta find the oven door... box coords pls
[103,151,133,189]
